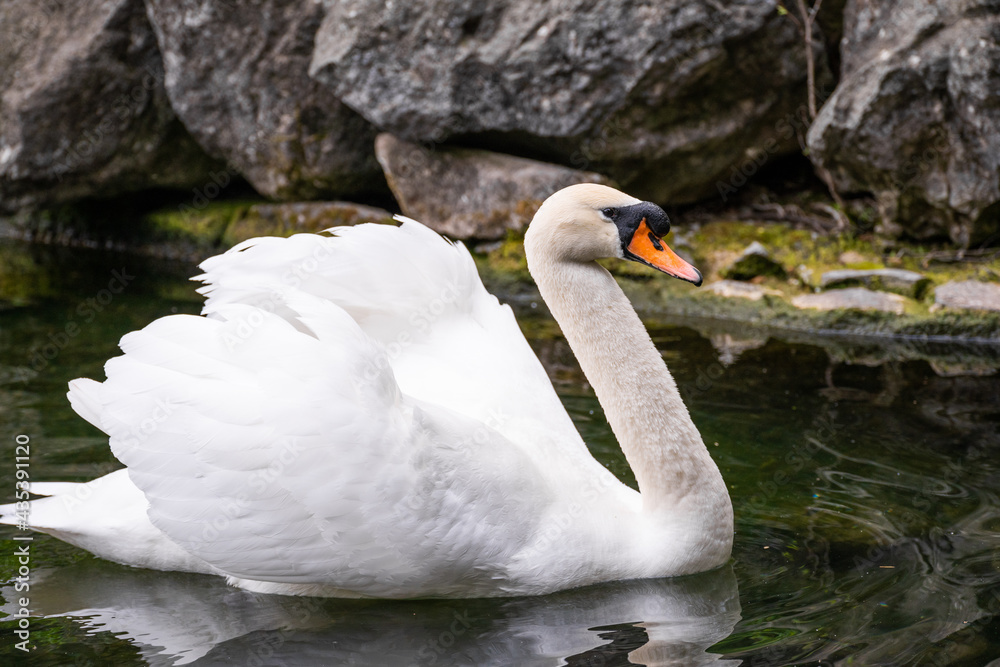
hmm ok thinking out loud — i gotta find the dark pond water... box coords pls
[1,240,999,666]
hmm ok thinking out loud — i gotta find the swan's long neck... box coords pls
[528,254,725,514]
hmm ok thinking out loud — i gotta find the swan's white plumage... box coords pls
[193,220,596,469]
[85,223,573,597]
[2,469,216,574]
[2,188,732,598]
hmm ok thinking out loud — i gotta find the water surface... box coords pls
[1,241,999,665]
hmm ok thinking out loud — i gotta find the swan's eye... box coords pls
[601,207,617,220]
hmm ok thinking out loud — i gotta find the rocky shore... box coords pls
[4,140,998,343]
[4,1,1000,240]
[1,1,998,341]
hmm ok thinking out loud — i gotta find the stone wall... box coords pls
[2,0,997,245]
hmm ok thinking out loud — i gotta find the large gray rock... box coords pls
[705,280,781,302]
[807,0,1000,246]
[375,134,610,240]
[311,0,826,204]
[720,241,788,281]
[222,201,394,247]
[792,288,907,314]
[0,0,219,213]
[934,280,1000,312]
[820,268,930,298]
[144,0,383,200]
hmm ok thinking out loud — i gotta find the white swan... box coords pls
[2,184,733,598]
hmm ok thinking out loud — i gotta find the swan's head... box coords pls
[524,184,702,286]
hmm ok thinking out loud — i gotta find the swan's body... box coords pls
[2,185,732,598]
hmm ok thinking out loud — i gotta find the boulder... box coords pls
[0,0,219,213]
[807,0,1000,246]
[222,202,394,247]
[792,288,907,314]
[311,0,828,204]
[705,280,781,301]
[933,280,1000,312]
[375,134,611,240]
[819,268,930,298]
[130,200,395,261]
[720,242,788,281]
[144,0,383,200]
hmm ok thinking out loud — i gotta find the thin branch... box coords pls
[780,0,844,208]
[778,2,804,32]
[747,203,838,234]
[808,0,825,23]
[811,202,850,232]
[795,0,817,119]
[815,164,845,209]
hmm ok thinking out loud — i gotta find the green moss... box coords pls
[140,200,398,256]
[693,219,999,300]
[623,271,1000,340]
[473,220,1000,342]
[694,220,878,287]
[221,204,395,247]
[0,245,56,307]
[144,201,255,248]
[694,221,818,259]
[482,229,531,280]
[478,229,670,284]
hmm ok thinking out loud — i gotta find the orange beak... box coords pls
[625,219,703,286]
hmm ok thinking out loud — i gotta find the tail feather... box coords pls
[0,482,81,524]
[22,482,81,497]
[68,378,107,433]
[0,470,217,574]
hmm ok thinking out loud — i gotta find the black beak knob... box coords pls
[644,204,672,238]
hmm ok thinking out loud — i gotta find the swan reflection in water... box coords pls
[4,560,740,666]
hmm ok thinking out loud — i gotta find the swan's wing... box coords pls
[69,294,550,597]
[195,220,605,476]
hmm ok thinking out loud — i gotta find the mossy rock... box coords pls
[481,229,531,281]
[820,269,932,300]
[141,200,395,256]
[0,243,57,307]
[221,202,395,247]
[721,242,789,281]
[144,201,254,249]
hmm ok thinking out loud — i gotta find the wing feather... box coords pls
[73,290,552,596]
[195,220,608,478]
[64,219,627,597]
